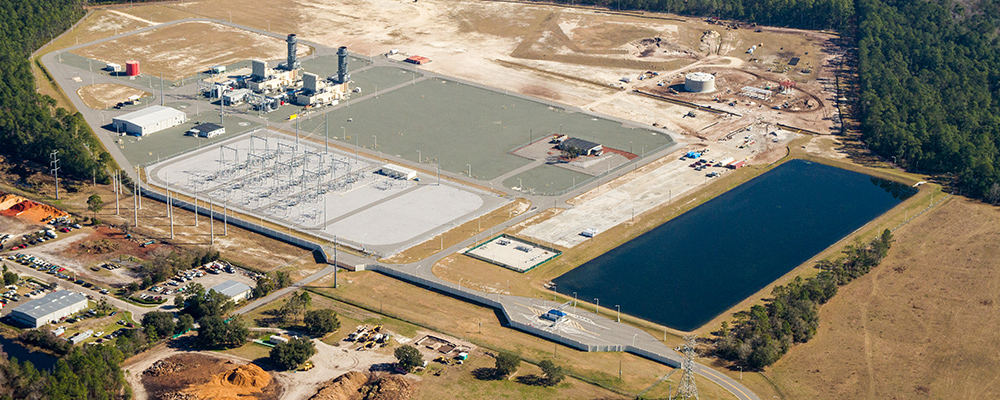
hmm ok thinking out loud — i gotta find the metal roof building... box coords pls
[8,291,88,328]
[209,280,253,304]
[112,105,187,136]
[558,137,604,156]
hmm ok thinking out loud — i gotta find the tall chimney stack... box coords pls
[337,46,350,84]
[286,34,299,70]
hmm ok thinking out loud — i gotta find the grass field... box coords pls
[766,197,1000,399]
[301,273,741,399]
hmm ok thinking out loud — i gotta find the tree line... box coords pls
[0,345,131,400]
[712,230,894,369]
[0,0,113,185]
[522,0,853,30]
[857,0,1000,201]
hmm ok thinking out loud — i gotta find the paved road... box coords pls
[41,19,754,399]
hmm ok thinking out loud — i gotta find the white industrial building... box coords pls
[380,164,417,180]
[8,291,88,328]
[209,280,253,304]
[112,105,187,136]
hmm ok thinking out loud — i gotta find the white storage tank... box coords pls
[684,72,716,93]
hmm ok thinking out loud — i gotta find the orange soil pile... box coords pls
[0,193,27,210]
[189,362,272,400]
[15,202,69,222]
[0,200,39,217]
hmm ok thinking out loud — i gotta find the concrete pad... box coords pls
[325,184,482,247]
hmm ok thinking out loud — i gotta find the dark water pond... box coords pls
[553,160,916,331]
[0,335,57,371]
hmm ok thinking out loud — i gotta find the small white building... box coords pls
[186,123,225,138]
[105,63,121,72]
[112,106,187,136]
[209,280,253,304]
[380,164,417,180]
[8,291,88,328]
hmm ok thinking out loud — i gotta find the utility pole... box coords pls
[167,184,174,239]
[160,72,164,106]
[194,191,199,227]
[210,199,215,246]
[133,179,138,227]
[333,236,338,288]
[115,170,120,215]
[49,151,60,200]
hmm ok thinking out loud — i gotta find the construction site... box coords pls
[26,1,863,399]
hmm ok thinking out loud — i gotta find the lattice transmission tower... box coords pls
[676,335,700,400]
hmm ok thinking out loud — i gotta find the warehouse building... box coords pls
[209,280,253,304]
[8,291,88,328]
[112,105,187,136]
[186,122,225,138]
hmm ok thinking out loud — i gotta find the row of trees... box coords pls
[0,0,113,186]
[713,230,894,369]
[536,0,852,30]
[0,345,131,400]
[857,0,1000,200]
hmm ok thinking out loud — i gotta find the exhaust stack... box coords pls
[337,46,350,84]
[286,34,300,70]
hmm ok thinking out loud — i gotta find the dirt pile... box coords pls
[308,371,368,400]
[146,359,185,377]
[0,193,27,210]
[0,200,39,216]
[189,361,272,400]
[360,376,415,400]
[80,239,122,254]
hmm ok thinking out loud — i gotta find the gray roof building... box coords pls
[559,137,604,156]
[9,291,88,328]
[209,280,253,304]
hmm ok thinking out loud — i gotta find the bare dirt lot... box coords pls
[73,20,311,80]
[77,83,150,109]
[108,0,839,139]
[769,197,1000,399]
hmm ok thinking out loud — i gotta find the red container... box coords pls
[125,60,140,76]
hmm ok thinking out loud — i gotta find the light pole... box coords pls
[517,178,522,190]
[572,292,577,312]
[739,365,743,381]
[467,164,472,178]
[372,134,377,149]
[615,305,620,322]
[594,298,599,315]
[417,150,421,163]
[632,333,637,346]
[459,278,464,292]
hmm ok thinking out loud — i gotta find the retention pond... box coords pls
[553,160,916,331]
